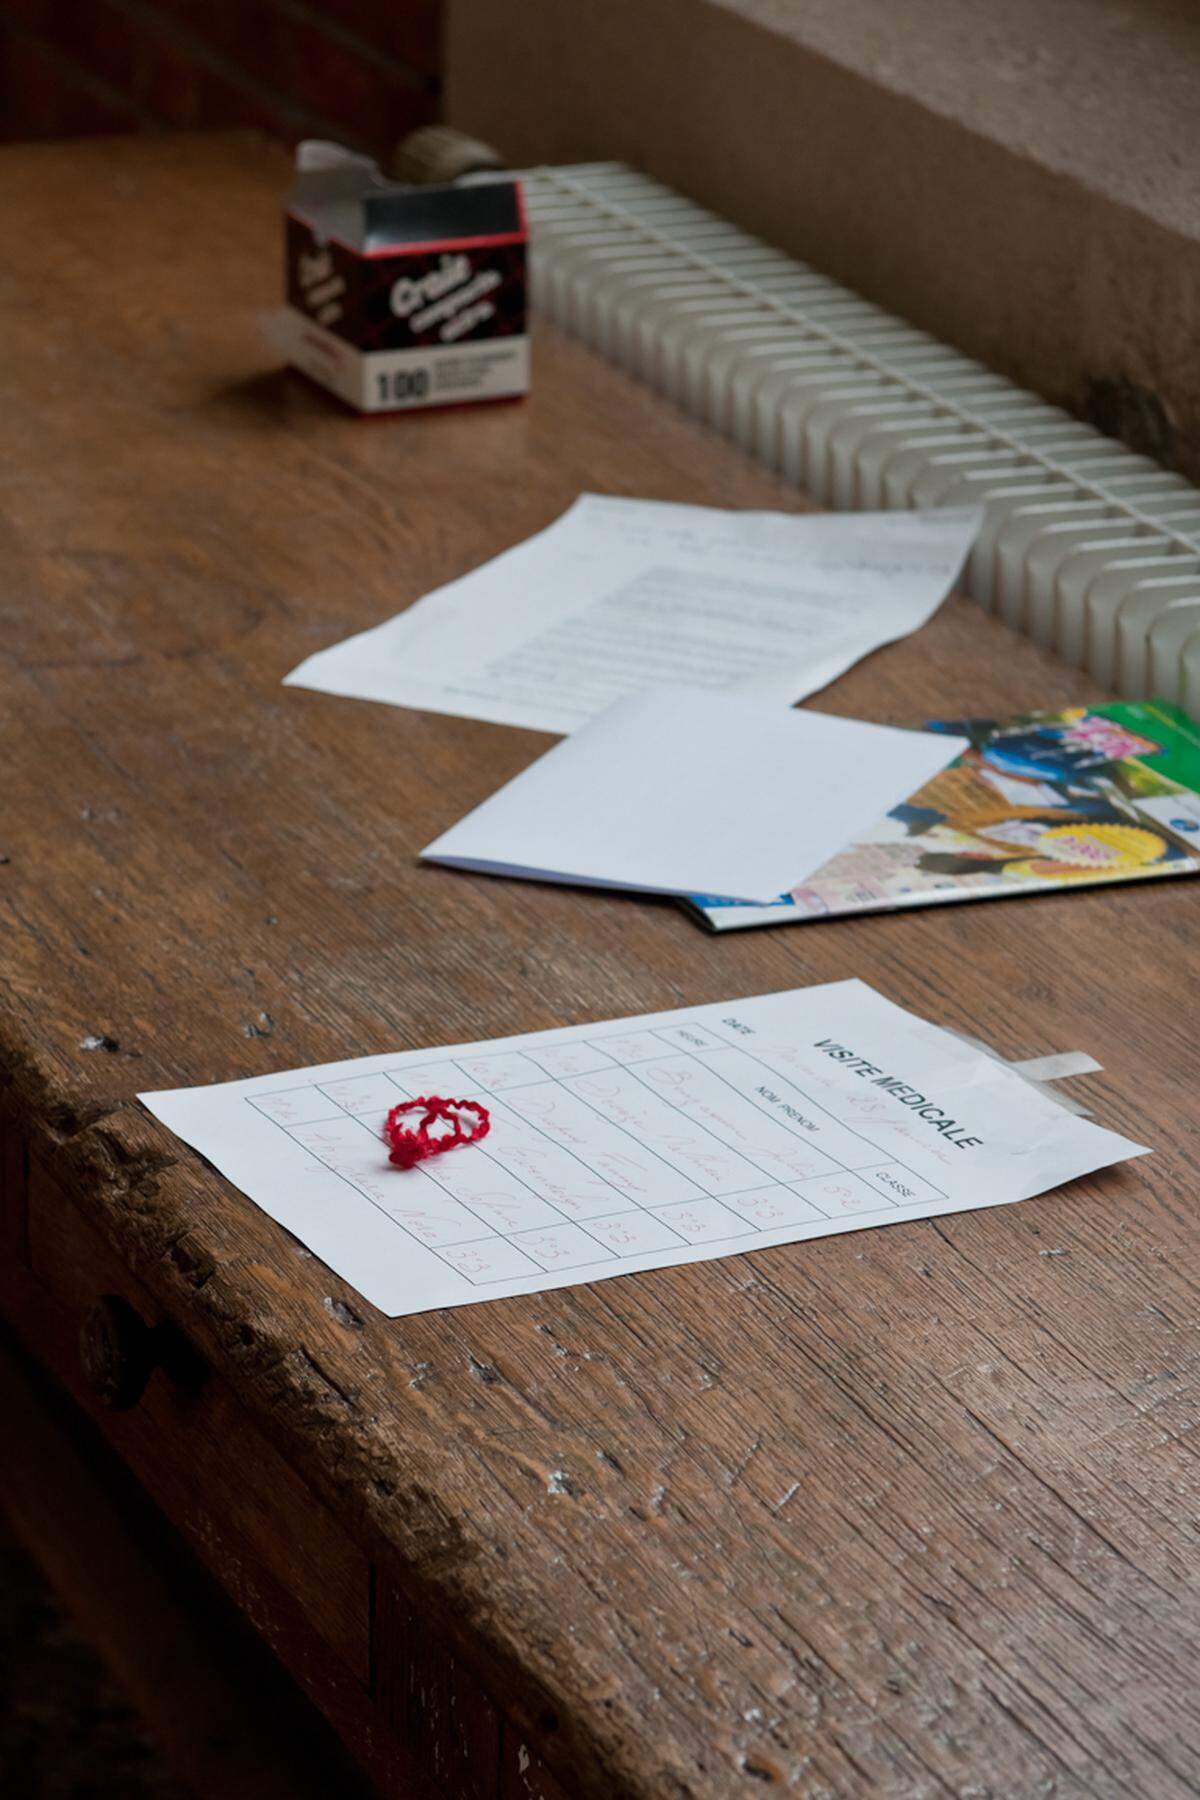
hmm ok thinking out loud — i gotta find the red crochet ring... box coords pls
[383,1096,491,1170]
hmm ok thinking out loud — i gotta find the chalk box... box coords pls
[280,145,529,414]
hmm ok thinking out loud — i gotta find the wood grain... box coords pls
[1,131,1199,1799]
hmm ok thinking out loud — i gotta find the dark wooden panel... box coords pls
[499,1727,576,1800]
[0,1126,27,1262]
[1,1,440,155]
[0,1332,377,1800]
[375,1580,501,1800]
[13,1152,371,1688]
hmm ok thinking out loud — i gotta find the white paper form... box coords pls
[284,496,983,734]
[140,979,1148,1319]
[420,688,968,903]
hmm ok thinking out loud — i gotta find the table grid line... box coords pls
[382,1062,685,1238]
[245,1097,515,1282]
[386,1060,695,1259]
[607,1053,852,1191]
[662,1027,951,1202]
[245,1017,949,1288]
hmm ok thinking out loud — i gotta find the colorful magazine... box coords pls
[685,700,1200,932]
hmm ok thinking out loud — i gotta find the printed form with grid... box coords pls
[140,982,1147,1318]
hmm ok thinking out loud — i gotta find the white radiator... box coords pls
[519,162,1200,715]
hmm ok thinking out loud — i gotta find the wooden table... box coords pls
[2,132,1199,1800]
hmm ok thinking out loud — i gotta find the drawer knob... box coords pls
[79,1294,160,1411]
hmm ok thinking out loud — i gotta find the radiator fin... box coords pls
[519,162,1200,715]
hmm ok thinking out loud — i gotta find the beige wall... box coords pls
[447,0,1200,479]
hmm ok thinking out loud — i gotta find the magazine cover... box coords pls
[686,700,1200,932]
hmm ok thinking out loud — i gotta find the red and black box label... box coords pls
[283,178,529,412]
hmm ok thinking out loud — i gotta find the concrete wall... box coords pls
[446,0,1200,480]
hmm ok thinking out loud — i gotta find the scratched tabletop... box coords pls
[2,133,1199,1799]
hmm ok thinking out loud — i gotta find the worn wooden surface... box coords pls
[2,131,1199,1799]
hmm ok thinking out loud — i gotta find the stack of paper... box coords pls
[421,688,968,903]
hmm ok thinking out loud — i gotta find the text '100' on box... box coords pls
[281,144,529,414]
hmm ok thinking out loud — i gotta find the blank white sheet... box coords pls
[284,495,983,734]
[420,688,967,903]
[139,979,1149,1320]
